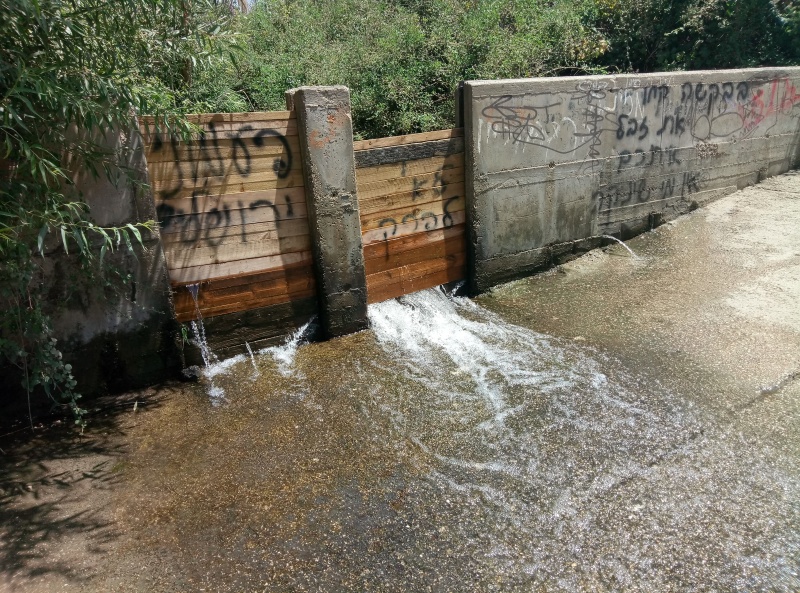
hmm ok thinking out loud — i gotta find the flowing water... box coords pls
[599,234,639,258]
[176,284,799,592]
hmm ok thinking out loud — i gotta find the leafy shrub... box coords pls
[585,0,800,72]
[0,0,232,424]
[181,0,606,138]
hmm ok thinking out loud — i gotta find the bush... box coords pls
[0,0,233,424]
[585,0,800,73]
[181,0,607,138]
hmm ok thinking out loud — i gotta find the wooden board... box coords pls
[148,152,301,182]
[354,138,463,169]
[353,128,463,151]
[360,196,465,232]
[142,120,298,142]
[357,167,464,201]
[203,297,318,353]
[140,111,295,127]
[156,186,307,218]
[151,164,303,192]
[168,250,313,284]
[362,210,465,245]
[176,285,316,321]
[359,182,464,218]
[366,251,466,304]
[165,233,312,271]
[151,170,305,200]
[159,199,306,237]
[145,136,301,164]
[355,154,464,184]
[365,230,466,275]
[160,217,311,248]
[363,224,464,259]
[172,262,315,321]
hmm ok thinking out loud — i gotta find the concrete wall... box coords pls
[48,123,181,393]
[22,68,800,400]
[463,67,800,290]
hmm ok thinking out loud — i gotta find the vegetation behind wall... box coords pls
[176,0,800,139]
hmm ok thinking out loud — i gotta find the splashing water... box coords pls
[260,317,317,376]
[364,288,717,581]
[600,235,639,258]
[245,341,259,375]
[186,283,217,368]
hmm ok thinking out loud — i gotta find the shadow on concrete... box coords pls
[0,390,166,586]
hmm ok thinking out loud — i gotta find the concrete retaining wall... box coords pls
[29,67,800,398]
[463,67,800,290]
[48,124,181,394]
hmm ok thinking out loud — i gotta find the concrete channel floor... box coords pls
[1,171,800,592]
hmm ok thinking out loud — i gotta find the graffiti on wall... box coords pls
[481,77,800,153]
[149,122,300,248]
[480,75,800,216]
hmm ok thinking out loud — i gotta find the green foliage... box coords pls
[584,0,800,72]
[181,0,606,138]
[177,0,799,138]
[0,0,233,424]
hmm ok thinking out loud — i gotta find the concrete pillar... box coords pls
[289,86,369,338]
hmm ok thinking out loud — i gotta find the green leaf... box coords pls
[126,223,142,244]
[60,226,69,254]
[37,224,48,255]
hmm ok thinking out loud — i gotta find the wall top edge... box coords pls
[139,111,295,125]
[464,66,800,92]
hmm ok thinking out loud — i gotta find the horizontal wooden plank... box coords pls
[365,231,465,276]
[151,163,303,191]
[354,138,463,169]
[145,136,301,164]
[171,259,313,290]
[159,198,307,238]
[168,250,313,284]
[156,186,306,215]
[148,152,300,183]
[142,120,298,143]
[160,217,310,248]
[176,286,315,322]
[151,170,305,200]
[360,182,465,218]
[363,209,465,245]
[366,252,466,304]
[179,278,314,315]
[363,224,465,261]
[173,266,314,315]
[360,195,464,232]
[353,129,463,151]
[203,297,318,349]
[357,167,464,201]
[173,264,315,321]
[355,154,464,184]
[140,111,295,127]
[165,233,312,271]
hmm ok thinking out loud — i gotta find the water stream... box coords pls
[599,235,639,258]
[135,281,799,591]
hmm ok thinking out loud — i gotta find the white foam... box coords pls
[259,317,317,376]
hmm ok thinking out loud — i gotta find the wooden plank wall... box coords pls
[141,112,316,323]
[354,129,467,304]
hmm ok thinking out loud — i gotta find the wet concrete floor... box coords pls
[2,171,800,592]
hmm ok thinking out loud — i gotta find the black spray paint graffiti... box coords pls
[574,80,615,168]
[157,192,298,248]
[479,78,791,161]
[594,171,703,212]
[152,123,296,248]
[617,145,682,172]
[480,94,600,154]
[376,197,459,243]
